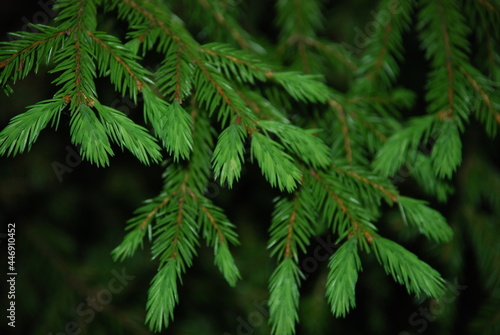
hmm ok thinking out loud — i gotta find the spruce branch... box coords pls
[309,168,376,237]
[146,260,180,332]
[418,0,471,122]
[236,89,289,123]
[69,104,114,166]
[0,27,67,90]
[112,194,171,262]
[306,38,358,72]
[193,0,254,50]
[0,99,65,156]
[328,99,353,162]
[94,101,162,165]
[276,0,324,73]
[351,0,415,92]
[87,30,152,101]
[269,191,316,261]
[1,0,499,333]
[460,65,500,137]
[193,59,257,126]
[201,43,271,84]
[156,45,194,103]
[269,258,303,335]
[199,198,241,286]
[331,164,399,206]
[145,170,200,330]
[371,236,447,298]
[258,120,332,169]
[326,238,362,317]
[398,196,453,243]
[212,123,247,188]
[250,132,302,192]
[373,114,435,177]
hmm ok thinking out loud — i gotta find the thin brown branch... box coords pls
[196,0,249,49]
[236,90,272,120]
[0,30,67,69]
[284,194,300,258]
[200,206,226,243]
[437,1,455,113]
[174,46,184,102]
[139,196,171,229]
[328,99,352,162]
[366,25,392,83]
[297,39,311,73]
[461,66,500,125]
[306,38,358,71]
[124,0,172,36]
[348,111,388,142]
[310,168,351,221]
[86,30,144,91]
[201,47,268,75]
[170,172,190,260]
[477,0,497,12]
[334,167,399,202]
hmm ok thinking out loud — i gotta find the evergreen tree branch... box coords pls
[236,89,289,122]
[328,99,353,162]
[194,0,252,50]
[269,191,315,261]
[199,198,241,286]
[306,38,358,72]
[397,196,453,243]
[186,102,215,192]
[460,65,500,137]
[156,44,193,103]
[193,59,257,126]
[212,123,247,188]
[0,28,67,90]
[201,43,271,84]
[276,0,323,73]
[111,194,171,262]
[352,0,415,92]
[94,101,163,164]
[267,188,317,335]
[418,0,471,123]
[258,120,332,169]
[326,238,362,317]
[309,168,376,242]
[0,99,65,156]
[250,132,302,192]
[370,235,447,298]
[2,1,499,333]
[147,170,200,330]
[269,258,302,335]
[332,165,399,203]
[87,30,151,100]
